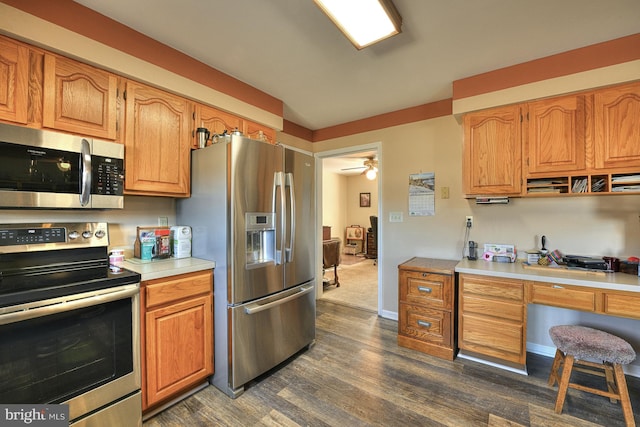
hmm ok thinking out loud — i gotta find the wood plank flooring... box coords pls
[143,300,640,426]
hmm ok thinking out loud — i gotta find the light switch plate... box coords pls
[389,212,403,222]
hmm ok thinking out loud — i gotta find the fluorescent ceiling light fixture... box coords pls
[314,0,402,49]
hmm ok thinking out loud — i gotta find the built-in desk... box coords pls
[455,259,640,372]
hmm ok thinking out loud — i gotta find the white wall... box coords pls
[321,171,348,241]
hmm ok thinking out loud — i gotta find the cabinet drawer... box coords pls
[400,271,451,309]
[462,295,523,322]
[398,303,451,347]
[529,282,596,312]
[460,313,524,364]
[145,270,213,308]
[460,275,523,302]
[604,292,640,319]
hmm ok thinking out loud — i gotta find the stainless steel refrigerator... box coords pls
[177,134,316,398]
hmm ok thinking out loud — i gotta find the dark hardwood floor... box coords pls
[144,300,639,426]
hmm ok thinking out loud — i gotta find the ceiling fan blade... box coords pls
[341,166,367,171]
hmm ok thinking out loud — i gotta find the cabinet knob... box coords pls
[421,273,428,277]
[417,286,432,293]
[417,320,432,328]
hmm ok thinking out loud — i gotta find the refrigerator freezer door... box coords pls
[284,148,315,289]
[229,283,315,391]
[231,138,284,304]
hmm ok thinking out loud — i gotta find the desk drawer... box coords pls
[462,295,523,322]
[399,271,451,309]
[460,312,524,364]
[529,282,596,312]
[604,292,640,319]
[460,274,523,302]
[145,270,213,308]
[398,302,451,346]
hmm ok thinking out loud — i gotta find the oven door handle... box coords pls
[0,284,139,326]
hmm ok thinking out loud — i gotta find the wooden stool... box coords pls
[548,325,636,427]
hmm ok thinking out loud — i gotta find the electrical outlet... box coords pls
[466,216,473,228]
[389,212,403,223]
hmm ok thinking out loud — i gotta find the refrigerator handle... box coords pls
[285,172,295,263]
[273,171,285,265]
[243,284,314,314]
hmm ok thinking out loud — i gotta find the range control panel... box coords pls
[0,222,108,252]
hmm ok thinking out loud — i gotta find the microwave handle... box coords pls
[80,138,91,207]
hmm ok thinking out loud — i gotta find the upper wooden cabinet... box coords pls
[194,103,243,148]
[463,104,522,195]
[124,81,192,197]
[0,36,29,124]
[43,53,118,139]
[244,119,276,144]
[524,94,586,176]
[593,82,640,170]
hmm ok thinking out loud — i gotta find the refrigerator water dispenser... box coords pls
[245,213,275,268]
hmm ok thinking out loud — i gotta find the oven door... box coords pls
[0,284,140,424]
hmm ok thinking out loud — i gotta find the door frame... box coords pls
[315,142,382,315]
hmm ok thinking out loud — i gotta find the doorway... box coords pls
[316,144,381,313]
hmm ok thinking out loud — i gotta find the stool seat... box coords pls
[550,325,636,365]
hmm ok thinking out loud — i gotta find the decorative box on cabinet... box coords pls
[43,53,118,140]
[463,104,522,196]
[0,35,29,125]
[141,270,214,412]
[124,80,192,197]
[398,257,459,360]
[458,274,525,367]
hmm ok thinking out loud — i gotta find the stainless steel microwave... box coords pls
[0,123,124,209]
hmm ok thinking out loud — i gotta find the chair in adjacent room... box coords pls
[367,215,378,265]
[548,325,636,427]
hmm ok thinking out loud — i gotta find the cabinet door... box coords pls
[594,82,640,170]
[194,104,243,148]
[0,36,29,124]
[244,119,276,144]
[124,81,191,196]
[145,294,213,407]
[463,105,522,195]
[43,54,117,139]
[525,95,585,175]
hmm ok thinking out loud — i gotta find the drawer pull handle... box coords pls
[552,285,564,289]
[417,320,431,328]
[421,273,428,277]
[418,286,432,293]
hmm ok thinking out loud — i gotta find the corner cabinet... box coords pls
[43,53,118,140]
[398,258,458,360]
[194,103,243,149]
[458,274,525,367]
[141,270,214,412]
[0,36,29,124]
[244,119,276,144]
[124,80,192,197]
[463,105,522,196]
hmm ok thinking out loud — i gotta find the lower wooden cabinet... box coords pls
[398,258,458,360]
[458,274,525,366]
[141,270,214,412]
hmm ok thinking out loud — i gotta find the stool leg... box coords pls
[613,364,635,427]
[548,348,563,387]
[604,362,618,404]
[555,353,574,414]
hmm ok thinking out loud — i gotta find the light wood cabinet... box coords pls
[593,82,640,171]
[398,258,458,360]
[463,104,522,196]
[141,270,214,411]
[194,103,243,149]
[43,53,118,139]
[0,36,29,124]
[458,274,525,366]
[524,94,586,176]
[527,282,598,312]
[244,119,276,144]
[124,80,192,196]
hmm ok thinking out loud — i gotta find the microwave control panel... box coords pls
[92,156,124,195]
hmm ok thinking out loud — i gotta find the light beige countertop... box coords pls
[455,258,640,293]
[123,257,215,281]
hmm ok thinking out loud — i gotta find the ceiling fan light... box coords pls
[314,0,402,49]
[365,168,377,180]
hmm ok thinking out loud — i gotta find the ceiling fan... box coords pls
[341,157,379,180]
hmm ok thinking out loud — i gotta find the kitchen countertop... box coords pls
[123,257,215,281]
[455,258,640,293]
